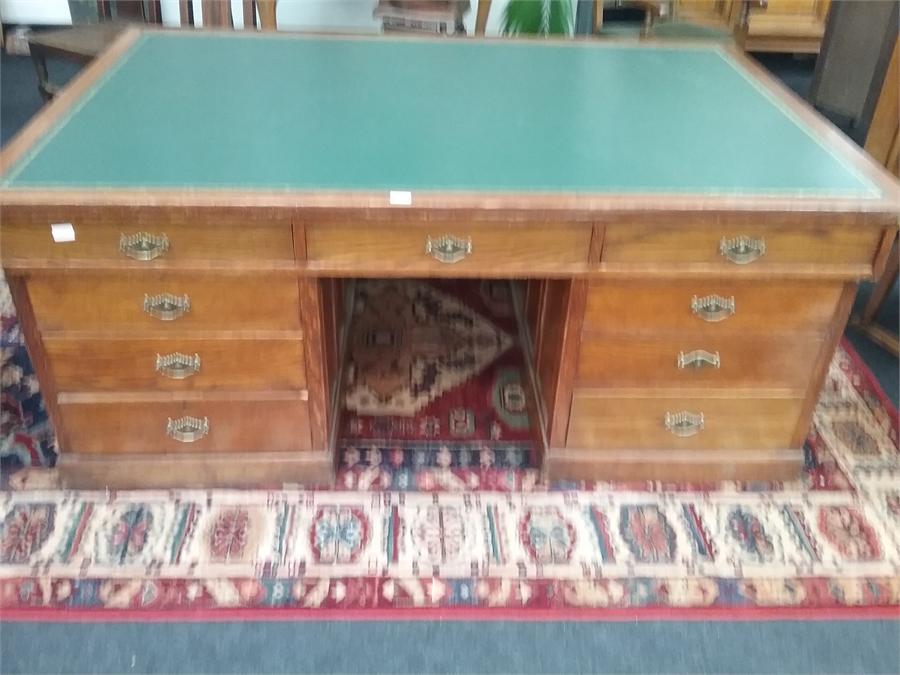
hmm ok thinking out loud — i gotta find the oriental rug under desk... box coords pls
[2,277,900,614]
[338,279,538,483]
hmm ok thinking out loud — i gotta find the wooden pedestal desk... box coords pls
[1,29,897,488]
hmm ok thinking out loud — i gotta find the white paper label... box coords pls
[50,223,76,242]
[389,190,412,206]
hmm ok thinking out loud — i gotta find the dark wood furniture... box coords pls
[738,0,831,54]
[178,0,277,29]
[852,34,899,356]
[27,22,129,100]
[592,1,662,36]
[1,29,898,489]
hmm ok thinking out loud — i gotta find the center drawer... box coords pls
[305,221,592,273]
[45,338,306,391]
[27,274,302,332]
[60,398,312,454]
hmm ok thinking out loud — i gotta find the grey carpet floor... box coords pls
[3,619,900,674]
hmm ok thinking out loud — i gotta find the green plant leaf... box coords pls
[546,0,572,35]
[501,0,573,36]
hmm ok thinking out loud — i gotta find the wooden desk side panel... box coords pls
[298,277,330,453]
[535,280,589,450]
[790,280,858,446]
[5,273,67,451]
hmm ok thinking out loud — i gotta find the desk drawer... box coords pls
[576,335,822,390]
[1,208,294,264]
[61,398,312,454]
[583,280,842,336]
[566,394,803,450]
[602,222,881,270]
[306,222,591,273]
[46,338,306,391]
[28,274,301,332]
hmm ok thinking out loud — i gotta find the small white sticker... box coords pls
[50,223,75,242]
[389,190,412,206]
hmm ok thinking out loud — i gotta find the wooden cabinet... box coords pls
[740,0,831,53]
[2,205,332,488]
[537,213,892,482]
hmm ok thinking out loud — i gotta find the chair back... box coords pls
[179,0,277,30]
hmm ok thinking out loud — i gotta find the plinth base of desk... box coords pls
[545,448,805,483]
[58,452,334,489]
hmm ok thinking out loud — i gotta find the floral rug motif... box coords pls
[1,273,899,613]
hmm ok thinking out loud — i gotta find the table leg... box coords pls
[475,0,491,35]
[30,48,55,101]
[853,236,899,356]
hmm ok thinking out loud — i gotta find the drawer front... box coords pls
[566,394,803,450]
[28,275,301,332]
[602,222,881,269]
[62,398,311,454]
[577,335,822,390]
[306,222,592,272]
[584,280,842,336]
[46,338,306,391]
[1,208,294,263]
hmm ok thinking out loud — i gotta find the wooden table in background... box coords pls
[27,22,128,100]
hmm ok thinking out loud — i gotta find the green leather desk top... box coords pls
[0,32,885,199]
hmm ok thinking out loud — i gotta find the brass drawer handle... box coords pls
[664,411,704,437]
[677,350,720,370]
[156,352,201,379]
[143,293,190,321]
[166,415,209,443]
[425,235,472,263]
[691,294,735,322]
[120,232,169,261]
[719,236,765,264]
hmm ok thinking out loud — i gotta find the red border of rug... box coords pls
[3,605,899,623]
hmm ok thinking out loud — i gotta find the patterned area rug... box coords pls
[338,280,537,481]
[1,273,56,475]
[1,275,899,615]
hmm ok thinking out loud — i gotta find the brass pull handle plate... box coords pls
[691,294,735,322]
[719,236,765,264]
[156,352,201,379]
[143,293,190,321]
[166,415,209,443]
[120,232,169,261]
[677,350,720,370]
[425,235,472,263]
[664,411,704,437]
